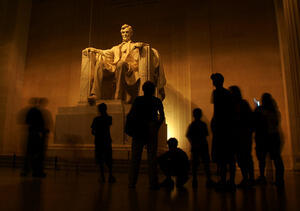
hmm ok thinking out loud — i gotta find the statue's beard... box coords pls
[122,36,131,42]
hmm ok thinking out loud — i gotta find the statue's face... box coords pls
[121,27,132,42]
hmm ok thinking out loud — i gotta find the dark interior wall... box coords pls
[0,0,32,154]
[21,0,292,166]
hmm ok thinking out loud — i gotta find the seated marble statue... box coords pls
[80,24,166,103]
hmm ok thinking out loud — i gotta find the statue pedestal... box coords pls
[49,100,167,160]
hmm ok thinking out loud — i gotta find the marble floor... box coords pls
[0,168,299,211]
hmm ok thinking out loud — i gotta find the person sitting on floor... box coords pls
[158,138,190,189]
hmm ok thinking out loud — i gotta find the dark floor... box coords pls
[0,168,299,211]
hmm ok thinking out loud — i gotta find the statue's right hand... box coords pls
[83,47,100,53]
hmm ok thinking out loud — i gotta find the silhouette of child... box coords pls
[186,108,214,188]
[91,103,116,183]
[158,138,189,189]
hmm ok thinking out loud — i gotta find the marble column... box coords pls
[0,0,32,154]
[274,0,300,169]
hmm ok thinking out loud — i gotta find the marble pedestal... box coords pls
[50,100,167,160]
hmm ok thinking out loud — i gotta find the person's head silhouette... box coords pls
[261,93,277,111]
[98,103,107,115]
[142,81,155,96]
[210,73,224,88]
[193,108,202,120]
[29,97,39,106]
[229,86,242,100]
[39,97,49,108]
[167,138,178,150]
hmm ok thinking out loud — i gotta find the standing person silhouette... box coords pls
[35,98,52,177]
[126,81,165,190]
[229,86,255,187]
[21,98,45,177]
[254,93,284,187]
[91,103,116,183]
[210,73,236,191]
[186,108,214,189]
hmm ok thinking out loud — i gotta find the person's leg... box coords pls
[203,161,214,188]
[31,134,42,176]
[229,159,236,185]
[21,138,32,176]
[273,155,284,184]
[176,173,189,188]
[256,144,267,178]
[158,155,174,188]
[219,161,227,184]
[36,139,46,176]
[191,151,200,187]
[201,143,212,182]
[259,158,266,177]
[114,62,127,100]
[256,149,267,184]
[147,135,159,189]
[158,154,171,178]
[105,146,116,183]
[91,61,104,98]
[98,154,105,182]
[270,134,284,185]
[129,139,144,187]
[237,152,249,187]
[256,158,267,185]
[247,152,255,182]
[246,137,255,182]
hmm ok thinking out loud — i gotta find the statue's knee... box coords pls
[117,61,129,70]
[98,61,106,68]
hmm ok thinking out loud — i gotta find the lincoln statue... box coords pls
[80,24,166,104]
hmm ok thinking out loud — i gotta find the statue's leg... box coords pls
[91,62,104,99]
[114,62,127,100]
[125,79,140,104]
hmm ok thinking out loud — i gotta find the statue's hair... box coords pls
[120,24,133,34]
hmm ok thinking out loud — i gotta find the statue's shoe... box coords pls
[88,95,97,105]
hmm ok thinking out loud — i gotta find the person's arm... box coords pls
[158,100,165,126]
[91,119,96,136]
[186,124,192,144]
[108,116,112,126]
[204,123,209,137]
[180,150,190,172]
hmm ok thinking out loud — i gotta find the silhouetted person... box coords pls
[210,73,236,191]
[126,81,165,189]
[186,108,214,189]
[35,97,52,177]
[91,103,116,183]
[229,86,254,187]
[254,93,284,187]
[21,98,47,177]
[158,138,189,189]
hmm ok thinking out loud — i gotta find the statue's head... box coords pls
[120,24,133,42]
